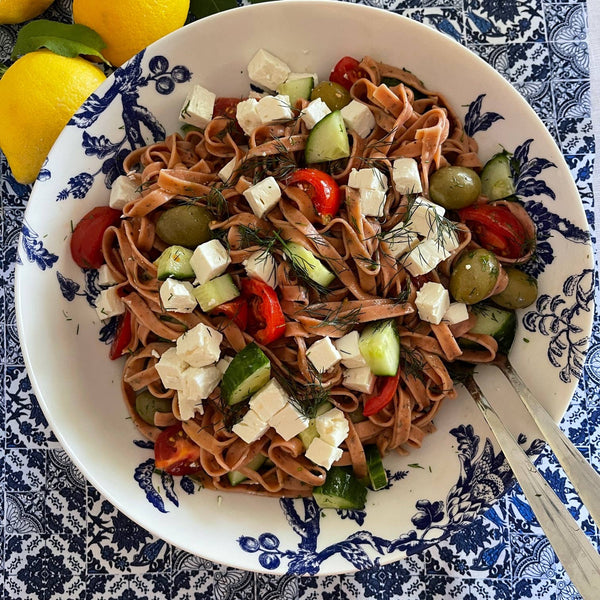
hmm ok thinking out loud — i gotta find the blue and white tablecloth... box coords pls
[1,0,598,598]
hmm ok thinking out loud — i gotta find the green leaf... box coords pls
[190,0,238,19]
[0,63,8,78]
[11,20,109,64]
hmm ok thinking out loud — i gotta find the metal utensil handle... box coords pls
[464,376,600,600]
[498,358,600,528]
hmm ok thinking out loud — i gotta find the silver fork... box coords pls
[459,358,600,600]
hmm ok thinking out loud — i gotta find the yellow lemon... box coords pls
[0,0,54,24]
[73,0,190,67]
[0,49,106,184]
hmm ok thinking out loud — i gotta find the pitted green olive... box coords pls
[429,166,482,210]
[310,81,351,111]
[492,267,538,309]
[449,248,500,304]
[155,204,212,248]
[135,390,172,426]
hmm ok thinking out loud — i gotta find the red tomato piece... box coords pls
[329,56,367,91]
[240,278,286,345]
[363,371,401,417]
[70,206,121,269]
[458,204,529,259]
[288,168,341,222]
[109,310,132,360]
[211,297,249,330]
[213,97,245,141]
[154,423,202,476]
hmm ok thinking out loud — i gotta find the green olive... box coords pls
[492,267,538,309]
[155,204,212,248]
[449,248,500,305]
[429,166,482,210]
[135,390,172,426]
[310,81,351,111]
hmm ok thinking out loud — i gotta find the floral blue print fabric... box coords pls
[0,0,597,598]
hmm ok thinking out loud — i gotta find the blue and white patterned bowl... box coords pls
[14,0,593,575]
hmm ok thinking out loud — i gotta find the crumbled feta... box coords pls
[334,331,367,368]
[256,94,293,123]
[178,365,221,419]
[286,71,318,86]
[190,239,231,285]
[268,402,309,441]
[232,409,269,444]
[243,250,278,289]
[340,100,376,138]
[109,174,138,210]
[415,281,450,325]
[315,408,349,447]
[348,167,387,192]
[306,336,342,373]
[98,264,119,287]
[175,322,223,367]
[249,378,289,422]
[405,196,446,238]
[305,437,343,469]
[248,49,291,91]
[236,98,262,136]
[159,279,197,313]
[243,176,282,218]
[402,239,450,276]
[359,187,387,217]
[382,223,420,259]
[343,366,376,394]
[179,84,216,129]
[155,346,188,390]
[95,286,125,320]
[300,98,331,129]
[216,355,233,376]
[443,302,469,325]
[218,157,237,183]
[392,158,423,195]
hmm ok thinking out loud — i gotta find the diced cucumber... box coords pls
[359,319,400,376]
[313,466,368,510]
[193,274,239,312]
[227,453,267,486]
[221,343,271,405]
[305,110,350,164]
[298,401,334,450]
[469,303,517,354]
[363,445,388,491]
[155,245,195,281]
[284,242,335,288]
[480,151,516,201]
[277,76,314,107]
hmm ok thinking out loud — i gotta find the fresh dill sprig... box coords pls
[299,302,363,332]
[354,255,380,272]
[235,137,298,184]
[273,363,331,419]
[204,187,229,221]
[399,343,427,383]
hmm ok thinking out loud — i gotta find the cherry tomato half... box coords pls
[288,168,341,222]
[154,423,202,476]
[211,297,249,330]
[70,206,121,269]
[109,310,132,360]
[241,278,286,345]
[213,97,245,142]
[329,56,367,91]
[363,371,400,417]
[458,204,529,260]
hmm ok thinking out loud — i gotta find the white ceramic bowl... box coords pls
[16,0,593,575]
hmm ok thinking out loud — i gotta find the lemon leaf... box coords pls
[11,20,109,64]
[190,0,237,18]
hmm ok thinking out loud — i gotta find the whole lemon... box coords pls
[0,50,106,184]
[0,0,54,24]
[72,0,190,67]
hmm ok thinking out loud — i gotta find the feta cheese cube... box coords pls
[216,355,233,376]
[97,264,119,287]
[305,437,343,470]
[179,84,216,129]
[243,176,281,218]
[248,48,291,91]
[300,98,331,129]
[268,402,309,441]
[343,366,376,394]
[236,98,262,136]
[359,187,387,217]
[405,196,446,238]
[382,223,420,259]
[218,157,237,183]
[249,378,289,422]
[306,337,342,373]
[155,347,188,390]
[415,281,450,325]
[315,408,349,447]
[392,158,423,195]
[286,71,318,86]
[340,100,376,138]
[256,94,293,123]
[175,322,223,367]
[334,331,367,368]
[159,279,197,313]
[402,239,450,276]
[440,228,461,254]
[243,250,277,289]
[232,409,269,444]
[348,167,387,192]
[95,286,125,320]
[178,365,221,419]
[443,302,469,325]
[109,174,138,210]
[190,239,231,285]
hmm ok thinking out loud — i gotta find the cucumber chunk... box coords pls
[313,466,368,510]
[305,110,350,164]
[277,76,314,107]
[359,319,400,376]
[155,245,195,281]
[193,274,240,312]
[363,445,388,490]
[481,151,516,201]
[221,343,271,405]
[469,303,517,354]
[227,453,267,486]
[298,401,334,450]
[284,242,335,288]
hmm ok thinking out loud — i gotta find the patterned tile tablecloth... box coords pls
[1,0,598,598]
